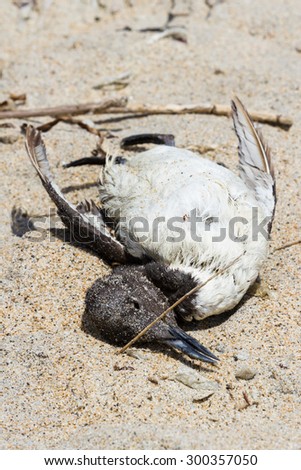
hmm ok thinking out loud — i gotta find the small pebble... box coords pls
[214,68,225,75]
[125,349,144,360]
[278,360,290,369]
[175,365,219,400]
[148,375,159,385]
[0,134,19,144]
[235,366,257,380]
[234,350,249,361]
[295,43,301,53]
[216,343,226,353]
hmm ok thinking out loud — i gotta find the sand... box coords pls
[1,0,300,449]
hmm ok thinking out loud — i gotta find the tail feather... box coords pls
[232,97,274,177]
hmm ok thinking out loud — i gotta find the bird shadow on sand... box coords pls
[178,295,250,334]
[11,207,35,237]
[10,206,109,264]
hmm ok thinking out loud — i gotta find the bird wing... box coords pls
[25,126,134,265]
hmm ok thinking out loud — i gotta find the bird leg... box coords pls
[63,155,106,168]
[120,133,175,148]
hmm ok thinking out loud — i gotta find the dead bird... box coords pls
[25,97,275,363]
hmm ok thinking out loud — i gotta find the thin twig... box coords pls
[0,97,127,120]
[273,239,301,252]
[93,72,131,90]
[35,119,60,132]
[117,253,244,355]
[205,1,225,20]
[147,28,188,44]
[103,103,292,129]
[59,116,102,135]
[243,391,251,406]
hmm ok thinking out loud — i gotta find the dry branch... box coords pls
[0,97,127,120]
[117,253,244,355]
[105,103,293,128]
[0,99,292,129]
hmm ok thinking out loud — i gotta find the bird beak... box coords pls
[165,326,219,363]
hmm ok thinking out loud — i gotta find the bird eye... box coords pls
[126,297,141,309]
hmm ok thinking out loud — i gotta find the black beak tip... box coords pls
[166,326,220,364]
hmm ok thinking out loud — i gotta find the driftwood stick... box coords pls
[0,97,127,120]
[104,103,293,128]
[0,99,292,129]
[117,253,244,355]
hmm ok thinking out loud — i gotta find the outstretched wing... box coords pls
[25,126,135,265]
[231,97,276,224]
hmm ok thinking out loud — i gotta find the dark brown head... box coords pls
[85,265,177,345]
[85,263,218,363]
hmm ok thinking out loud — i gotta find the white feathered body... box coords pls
[99,145,274,320]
